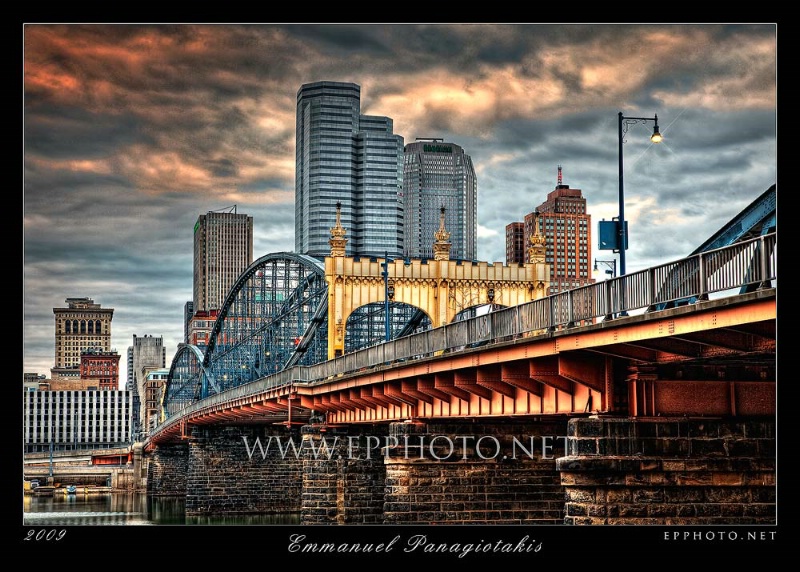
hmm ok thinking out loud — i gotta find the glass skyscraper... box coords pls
[402,139,477,260]
[295,81,404,258]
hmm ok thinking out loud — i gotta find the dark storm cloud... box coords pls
[206,158,238,178]
[25,105,148,159]
[24,163,134,196]
[236,177,291,194]
[285,24,393,55]
[661,109,777,153]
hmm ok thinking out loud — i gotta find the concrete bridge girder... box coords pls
[347,388,376,411]
[417,375,453,403]
[361,386,390,409]
[454,369,492,399]
[500,362,544,396]
[385,383,418,407]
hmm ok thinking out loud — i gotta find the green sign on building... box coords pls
[423,144,453,153]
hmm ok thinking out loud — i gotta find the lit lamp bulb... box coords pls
[650,115,663,144]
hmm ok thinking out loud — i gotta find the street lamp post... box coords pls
[617,111,663,278]
[594,258,618,320]
[594,258,617,278]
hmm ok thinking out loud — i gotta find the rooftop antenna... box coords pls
[557,165,563,186]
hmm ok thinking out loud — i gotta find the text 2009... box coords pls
[24,529,66,541]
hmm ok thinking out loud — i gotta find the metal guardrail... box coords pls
[154,232,776,433]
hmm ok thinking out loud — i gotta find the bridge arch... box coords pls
[162,344,212,419]
[344,302,432,353]
[202,252,328,394]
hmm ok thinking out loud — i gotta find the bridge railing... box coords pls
[159,366,312,423]
[304,232,775,382]
[156,232,775,429]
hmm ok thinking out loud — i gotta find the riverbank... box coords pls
[24,484,114,496]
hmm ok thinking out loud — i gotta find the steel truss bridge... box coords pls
[154,230,776,439]
[164,252,435,411]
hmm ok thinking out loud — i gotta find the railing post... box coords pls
[698,253,708,301]
[759,235,768,287]
[567,290,575,328]
[604,280,613,320]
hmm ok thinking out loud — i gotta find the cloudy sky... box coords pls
[22,24,777,387]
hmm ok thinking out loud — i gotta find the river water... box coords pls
[23,493,301,525]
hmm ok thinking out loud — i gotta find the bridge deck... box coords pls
[148,289,775,447]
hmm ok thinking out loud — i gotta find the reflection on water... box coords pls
[23,493,301,525]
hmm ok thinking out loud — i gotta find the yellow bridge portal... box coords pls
[325,204,550,358]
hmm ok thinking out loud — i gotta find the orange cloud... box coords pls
[366,27,774,137]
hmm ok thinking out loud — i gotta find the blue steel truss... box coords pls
[345,302,432,353]
[161,252,443,419]
[157,232,776,428]
[691,185,776,255]
[203,252,328,394]
[162,252,328,416]
[162,344,211,419]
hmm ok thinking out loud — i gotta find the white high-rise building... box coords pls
[23,389,133,452]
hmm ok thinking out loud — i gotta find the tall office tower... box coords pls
[523,166,592,294]
[402,139,477,260]
[52,297,113,374]
[128,334,166,438]
[505,222,525,264]
[193,207,254,313]
[295,81,404,258]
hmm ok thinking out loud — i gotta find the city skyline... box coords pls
[23,24,777,383]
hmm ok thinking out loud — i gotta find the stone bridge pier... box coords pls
[146,425,304,515]
[300,419,569,525]
[144,415,775,525]
[558,417,776,525]
[146,440,188,497]
[300,424,389,524]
